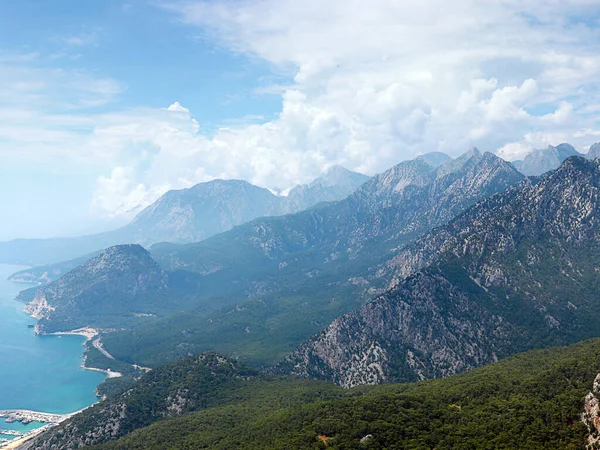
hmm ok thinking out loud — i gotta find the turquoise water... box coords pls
[0,264,105,438]
[0,418,46,439]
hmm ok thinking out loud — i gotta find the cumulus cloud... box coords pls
[159,0,600,164]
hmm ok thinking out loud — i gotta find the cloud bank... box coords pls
[2,0,600,222]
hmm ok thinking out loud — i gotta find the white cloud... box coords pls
[157,0,600,165]
[4,1,600,227]
[166,101,190,113]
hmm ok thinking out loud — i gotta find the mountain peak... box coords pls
[519,143,581,176]
[414,152,452,168]
[467,146,481,156]
[587,142,600,160]
[309,165,369,189]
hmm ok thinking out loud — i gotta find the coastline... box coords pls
[0,407,89,450]
[2,271,113,448]
[0,424,52,449]
[45,327,98,342]
[44,328,124,378]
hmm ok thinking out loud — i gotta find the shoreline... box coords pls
[46,327,98,342]
[44,328,124,378]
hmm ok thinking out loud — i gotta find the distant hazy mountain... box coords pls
[415,151,452,168]
[121,180,284,246]
[279,156,600,387]
[0,168,369,267]
[518,143,581,176]
[587,143,600,160]
[281,165,370,213]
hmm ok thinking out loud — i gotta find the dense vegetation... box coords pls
[65,339,600,449]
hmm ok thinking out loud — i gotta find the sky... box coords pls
[1,0,600,240]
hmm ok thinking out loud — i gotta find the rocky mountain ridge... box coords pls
[98,149,524,369]
[278,156,600,387]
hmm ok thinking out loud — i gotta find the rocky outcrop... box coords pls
[583,374,600,449]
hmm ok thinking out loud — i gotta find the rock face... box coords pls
[26,245,170,333]
[583,374,600,449]
[28,354,258,450]
[279,157,600,387]
[518,143,581,176]
[0,169,368,266]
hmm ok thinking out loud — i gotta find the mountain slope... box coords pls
[24,245,201,333]
[0,169,368,267]
[31,339,600,450]
[99,149,523,369]
[279,156,600,387]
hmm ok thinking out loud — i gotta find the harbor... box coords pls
[0,409,77,449]
[0,410,72,426]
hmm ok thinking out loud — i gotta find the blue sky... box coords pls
[0,1,284,127]
[0,0,288,239]
[1,0,600,240]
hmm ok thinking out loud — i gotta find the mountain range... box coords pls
[0,166,369,267]
[20,149,524,369]
[278,156,600,387]
[15,143,600,449]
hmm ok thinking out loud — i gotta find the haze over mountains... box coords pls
[0,166,368,268]
[14,143,600,449]
[19,148,523,366]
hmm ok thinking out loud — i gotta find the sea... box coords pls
[0,264,106,443]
